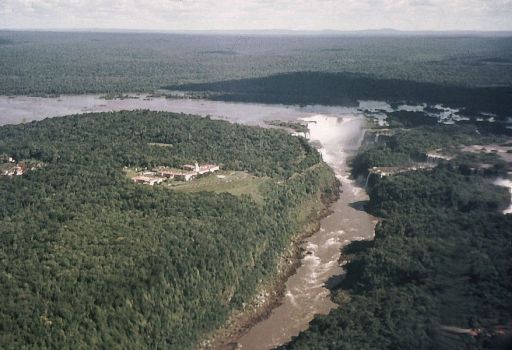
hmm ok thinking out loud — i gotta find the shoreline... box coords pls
[198,178,340,350]
[0,95,373,349]
[230,115,377,349]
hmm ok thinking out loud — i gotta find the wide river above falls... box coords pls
[0,94,377,349]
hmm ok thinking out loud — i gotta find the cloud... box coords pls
[0,0,511,30]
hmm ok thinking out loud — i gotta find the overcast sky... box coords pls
[1,0,511,31]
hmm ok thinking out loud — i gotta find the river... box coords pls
[0,94,356,126]
[0,94,377,349]
[235,115,377,349]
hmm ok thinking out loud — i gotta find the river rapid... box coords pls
[236,115,377,349]
[0,94,377,349]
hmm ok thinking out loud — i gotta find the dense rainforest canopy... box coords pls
[1,29,511,350]
[0,31,511,95]
[0,111,338,349]
[351,124,509,178]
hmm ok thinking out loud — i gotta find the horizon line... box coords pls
[1,27,512,36]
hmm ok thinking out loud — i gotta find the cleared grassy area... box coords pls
[124,168,138,178]
[166,171,269,203]
[123,168,268,203]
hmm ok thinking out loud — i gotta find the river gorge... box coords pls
[235,114,377,349]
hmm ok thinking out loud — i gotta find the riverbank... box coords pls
[0,110,345,350]
[224,115,377,349]
[199,115,377,350]
[0,95,377,349]
[280,118,512,350]
[199,186,339,350]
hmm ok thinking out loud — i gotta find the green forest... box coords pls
[351,124,509,178]
[280,123,512,349]
[169,72,512,121]
[0,111,338,349]
[1,29,511,350]
[0,31,511,95]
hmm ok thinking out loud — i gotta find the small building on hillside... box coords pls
[3,165,25,177]
[183,162,220,175]
[174,171,197,182]
[156,169,181,179]
[132,163,220,185]
[183,164,198,171]
[198,164,220,174]
[154,167,191,179]
[132,175,164,186]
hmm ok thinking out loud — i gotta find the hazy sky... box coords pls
[1,0,511,31]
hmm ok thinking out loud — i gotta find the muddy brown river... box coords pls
[235,115,377,349]
[0,94,377,350]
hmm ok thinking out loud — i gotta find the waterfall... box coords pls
[365,173,371,188]
[374,133,379,143]
[493,178,512,214]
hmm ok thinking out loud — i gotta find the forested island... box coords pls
[0,111,338,348]
[279,117,512,349]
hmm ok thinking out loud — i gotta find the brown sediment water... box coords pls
[0,95,377,350]
[233,115,377,349]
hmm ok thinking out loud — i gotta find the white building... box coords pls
[175,172,197,181]
[132,175,164,186]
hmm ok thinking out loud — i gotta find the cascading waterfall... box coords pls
[356,128,367,149]
[493,177,512,214]
[365,173,372,188]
